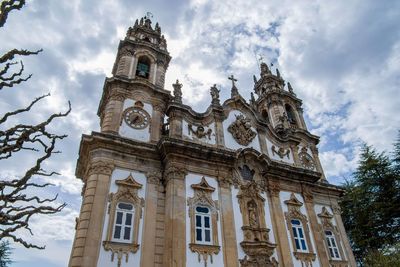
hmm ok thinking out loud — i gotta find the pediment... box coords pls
[116,173,143,189]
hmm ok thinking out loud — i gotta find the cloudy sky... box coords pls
[0,0,399,266]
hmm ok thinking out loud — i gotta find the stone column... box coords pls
[309,145,327,182]
[101,91,125,134]
[296,106,307,130]
[267,179,293,267]
[140,172,162,267]
[218,177,239,267]
[69,160,114,267]
[150,104,165,142]
[163,165,187,267]
[301,186,330,266]
[290,144,300,166]
[331,203,357,267]
[258,130,268,155]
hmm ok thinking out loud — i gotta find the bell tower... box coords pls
[253,62,307,138]
[97,15,171,142]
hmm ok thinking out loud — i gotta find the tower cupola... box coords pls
[111,15,171,88]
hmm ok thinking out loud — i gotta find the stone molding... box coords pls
[164,165,187,184]
[187,177,220,267]
[103,174,144,267]
[86,160,114,177]
[146,171,162,185]
[284,193,316,266]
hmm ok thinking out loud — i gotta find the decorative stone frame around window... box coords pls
[318,207,348,267]
[187,177,220,267]
[103,174,144,267]
[284,193,316,267]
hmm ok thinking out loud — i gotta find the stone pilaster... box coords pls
[163,165,187,267]
[150,104,165,142]
[218,177,239,267]
[290,144,300,166]
[140,172,162,267]
[301,185,330,266]
[331,202,357,267]
[296,106,307,130]
[267,179,293,267]
[169,111,183,139]
[69,160,114,267]
[214,112,225,147]
[101,92,125,134]
[258,130,268,155]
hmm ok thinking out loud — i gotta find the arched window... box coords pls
[195,206,212,245]
[136,56,151,79]
[112,202,134,243]
[325,230,341,260]
[261,109,269,122]
[285,104,297,126]
[239,165,254,181]
[291,219,307,252]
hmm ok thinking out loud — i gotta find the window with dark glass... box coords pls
[112,202,134,243]
[325,230,340,259]
[291,219,307,251]
[195,206,212,244]
[136,56,151,79]
[240,165,254,181]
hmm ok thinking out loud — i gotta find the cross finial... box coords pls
[228,74,238,88]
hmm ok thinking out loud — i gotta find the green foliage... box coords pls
[340,135,400,265]
[364,244,400,267]
[0,241,12,267]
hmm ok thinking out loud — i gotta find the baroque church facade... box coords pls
[68,16,356,267]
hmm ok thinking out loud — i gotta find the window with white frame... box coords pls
[325,230,340,259]
[112,202,134,243]
[195,206,212,244]
[291,219,307,252]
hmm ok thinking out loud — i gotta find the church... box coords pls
[68,16,356,267]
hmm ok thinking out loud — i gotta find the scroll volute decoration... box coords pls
[103,174,144,267]
[284,193,316,266]
[187,177,220,267]
[237,181,278,267]
[318,207,348,267]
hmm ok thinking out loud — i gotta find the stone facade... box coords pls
[68,15,356,267]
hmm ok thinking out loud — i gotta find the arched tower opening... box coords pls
[136,56,151,79]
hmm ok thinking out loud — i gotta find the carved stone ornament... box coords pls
[188,124,213,140]
[122,101,151,129]
[237,181,278,267]
[318,207,348,265]
[298,147,315,170]
[86,160,114,177]
[228,114,257,146]
[284,193,316,267]
[187,177,220,267]
[271,145,290,159]
[103,174,144,267]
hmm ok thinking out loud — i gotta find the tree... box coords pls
[0,241,12,267]
[340,141,400,264]
[0,0,70,249]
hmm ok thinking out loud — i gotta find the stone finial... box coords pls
[260,62,270,76]
[288,82,296,96]
[276,68,281,78]
[155,22,161,33]
[134,19,138,27]
[228,74,239,97]
[210,84,221,106]
[250,92,256,106]
[172,79,183,103]
[253,75,257,84]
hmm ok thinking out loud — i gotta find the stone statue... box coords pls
[210,84,220,105]
[248,201,259,228]
[172,79,182,103]
[260,62,270,76]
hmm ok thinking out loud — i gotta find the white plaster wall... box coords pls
[119,99,152,142]
[185,173,224,267]
[266,139,294,165]
[260,191,279,261]
[97,168,147,267]
[223,110,261,151]
[182,120,216,145]
[280,191,321,267]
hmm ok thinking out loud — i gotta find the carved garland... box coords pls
[188,123,213,140]
[103,174,145,267]
[187,177,220,267]
[237,181,278,267]
[228,114,256,146]
[318,207,348,267]
[284,193,316,267]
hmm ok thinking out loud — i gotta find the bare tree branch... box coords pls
[0,48,42,64]
[0,0,25,27]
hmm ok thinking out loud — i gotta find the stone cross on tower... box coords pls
[228,74,239,97]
